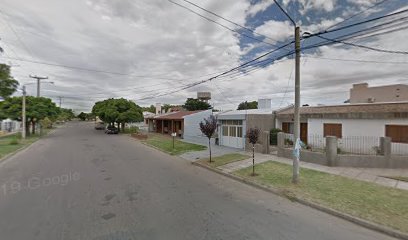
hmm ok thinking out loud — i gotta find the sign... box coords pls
[171,132,177,137]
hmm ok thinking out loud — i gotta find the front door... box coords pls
[300,123,308,144]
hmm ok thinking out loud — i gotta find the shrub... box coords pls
[270,128,282,145]
[40,117,53,129]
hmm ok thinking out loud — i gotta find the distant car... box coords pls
[95,122,105,130]
[105,126,119,134]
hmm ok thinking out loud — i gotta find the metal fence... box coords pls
[281,133,408,156]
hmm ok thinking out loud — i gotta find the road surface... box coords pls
[0,122,398,240]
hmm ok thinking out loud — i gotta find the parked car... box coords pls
[95,122,105,130]
[105,126,119,134]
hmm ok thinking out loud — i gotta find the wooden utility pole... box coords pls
[293,26,301,183]
[22,85,26,139]
[29,75,48,97]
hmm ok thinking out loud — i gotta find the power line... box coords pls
[305,8,408,38]
[273,0,295,26]
[326,0,390,30]
[0,10,35,60]
[317,35,408,55]
[178,0,284,44]
[303,56,408,64]
[167,0,283,47]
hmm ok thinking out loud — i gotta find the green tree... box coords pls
[0,64,19,99]
[57,108,75,121]
[142,105,155,113]
[183,98,211,111]
[77,112,87,121]
[0,96,59,135]
[92,98,143,132]
[237,101,258,110]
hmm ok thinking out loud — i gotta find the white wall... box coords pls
[183,110,212,139]
[308,118,408,155]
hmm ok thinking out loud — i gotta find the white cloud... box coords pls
[254,20,293,43]
[246,0,274,17]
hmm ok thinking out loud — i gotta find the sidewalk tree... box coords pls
[247,127,260,176]
[199,115,217,162]
[0,96,59,135]
[0,64,19,99]
[237,101,257,110]
[183,98,211,111]
[92,98,143,131]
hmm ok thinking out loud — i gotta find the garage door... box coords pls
[221,120,244,149]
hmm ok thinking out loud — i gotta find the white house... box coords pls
[275,102,408,155]
[0,119,21,133]
[217,99,275,149]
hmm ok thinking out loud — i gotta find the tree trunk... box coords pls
[252,145,255,176]
[31,121,36,135]
[121,123,125,132]
[209,138,212,163]
[25,122,30,137]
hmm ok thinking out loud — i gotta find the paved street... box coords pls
[0,122,398,240]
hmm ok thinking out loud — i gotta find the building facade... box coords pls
[350,83,408,103]
[275,102,408,155]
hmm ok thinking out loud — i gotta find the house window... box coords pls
[237,126,243,138]
[386,125,408,143]
[323,123,342,138]
[222,126,228,136]
[229,126,237,137]
[282,122,294,134]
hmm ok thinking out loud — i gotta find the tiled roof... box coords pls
[277,102,408,115]
[146,111,203,120]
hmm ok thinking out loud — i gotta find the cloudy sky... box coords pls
[0,0,407,112]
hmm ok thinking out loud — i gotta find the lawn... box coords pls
[143,135,207,155]
[198,153,249,167]
[0,133,41,159]
[234,161,408,233]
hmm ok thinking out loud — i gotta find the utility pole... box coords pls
[293,26,301,184]
[22,85,26,139]
[58,96,62,108]
[29,75,48,97]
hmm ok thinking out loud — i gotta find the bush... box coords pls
[40,117,53,129]
[270,128,282,145]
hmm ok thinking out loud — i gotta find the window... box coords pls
[237,127,243,138]
[222,126,228,136]
[386,125,408,143]
[282,122,294,134]
[229,126,236,137]
[323,123,342,138]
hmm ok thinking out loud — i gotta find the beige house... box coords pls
[350,83,408,103]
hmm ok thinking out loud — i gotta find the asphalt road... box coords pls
[0,121,398,240]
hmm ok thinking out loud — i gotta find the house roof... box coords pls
[276,101,408,118]
[147,110,203,120]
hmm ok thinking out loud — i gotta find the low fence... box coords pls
[277,133,408,168]
[281,133,408,156]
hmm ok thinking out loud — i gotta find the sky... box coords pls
[0,0,407,112]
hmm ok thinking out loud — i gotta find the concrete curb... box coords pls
[192,161,408,240]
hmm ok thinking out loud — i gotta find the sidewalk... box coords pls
[215,152,408,191]
[180,144,246,161]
